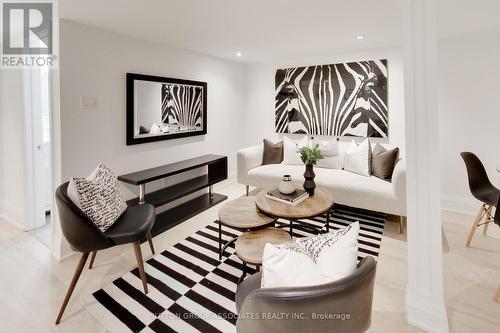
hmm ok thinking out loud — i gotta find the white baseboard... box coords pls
[214,174,236,190]
[405,291,449,333]
[0,200,25,230]
[440,194,479,216]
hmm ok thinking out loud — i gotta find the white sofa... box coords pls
[237,143,406,216]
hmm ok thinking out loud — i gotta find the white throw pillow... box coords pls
[315,138,340,169]
[67,163,127,232]
[261,222,360,288]
[150,123,161,134]
[343,139,371,176]
[282,136,308,165]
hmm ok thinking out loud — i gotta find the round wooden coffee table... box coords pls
[255,186,333,235]
[235,227,291,284]
[217,196,275,260]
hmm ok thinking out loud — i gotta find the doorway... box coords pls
[25,67,53,248]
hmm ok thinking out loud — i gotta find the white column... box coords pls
[403,1,449,332]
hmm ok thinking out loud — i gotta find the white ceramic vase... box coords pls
[278,175,295,194]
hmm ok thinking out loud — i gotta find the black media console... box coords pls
[118,154,228,236]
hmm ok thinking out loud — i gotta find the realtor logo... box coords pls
[1,0,56,67]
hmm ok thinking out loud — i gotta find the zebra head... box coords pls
[275,60,388,137]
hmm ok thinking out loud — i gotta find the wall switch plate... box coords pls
[80,96,98,109]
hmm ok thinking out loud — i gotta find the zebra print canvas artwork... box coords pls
[275,59,388,137]
[127,73,207,145]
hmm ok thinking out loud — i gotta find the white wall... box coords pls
[0,69,27,229]
[243,48,406,154]
[438,33,500,214]
[59,20,247,199]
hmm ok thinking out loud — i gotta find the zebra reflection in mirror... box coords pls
[161,85,178,125]
[275,59,388,137]
[161,83,203,132]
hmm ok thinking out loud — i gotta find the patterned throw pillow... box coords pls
[67,163,127,232]
[261,222,359,288]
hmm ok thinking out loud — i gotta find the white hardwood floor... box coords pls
[0,182,499,332]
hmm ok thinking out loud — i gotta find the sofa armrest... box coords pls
[392,159,406,212]
[237,145,263,185]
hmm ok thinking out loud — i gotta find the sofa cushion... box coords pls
[262,138,283,165]
[315,138,340,169]
[283,135,308,165]
[343,139,371,176]
[246,164,396,213]
[372,143,399,181]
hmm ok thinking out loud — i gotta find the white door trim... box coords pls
[22,69,38,231]
[22,68,53,232]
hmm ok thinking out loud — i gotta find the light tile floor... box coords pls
[0,182,499,332]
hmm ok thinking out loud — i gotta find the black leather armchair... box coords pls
[54,182,156,324]
[235,256,376,333]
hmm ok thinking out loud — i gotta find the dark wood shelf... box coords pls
[118,154,226,185]
[126,174,225,207]
[119,154,228,238]
[150,193,227,236]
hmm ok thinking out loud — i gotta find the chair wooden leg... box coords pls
[55,253,89,325]
[246,185,249,196]
[483,206,492,236]
[88,251,97,269]
[494,285,500,302]
[466,206,485,247]
[146,231,155,255]
[133,242,148,294]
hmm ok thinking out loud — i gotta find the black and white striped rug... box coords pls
[86,204,385,333]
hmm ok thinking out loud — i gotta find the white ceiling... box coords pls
[60,0,500,63]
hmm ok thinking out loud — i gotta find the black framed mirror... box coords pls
[126,73,207,145]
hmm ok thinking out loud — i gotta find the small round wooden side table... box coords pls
[255,186,333,235]
[217,196,275,260]
[235,227,291,284]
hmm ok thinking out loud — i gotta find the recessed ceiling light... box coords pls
[356,35,365,40]
[236,52,242,57]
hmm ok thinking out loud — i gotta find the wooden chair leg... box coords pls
[483,206,492,236]
[466,205,485,247]
[88,251,97,269]
[246,185,249,196]
[55,253,89,325]
[146,232,155,255]
[133,242,148,294]
[494,285,500,302]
